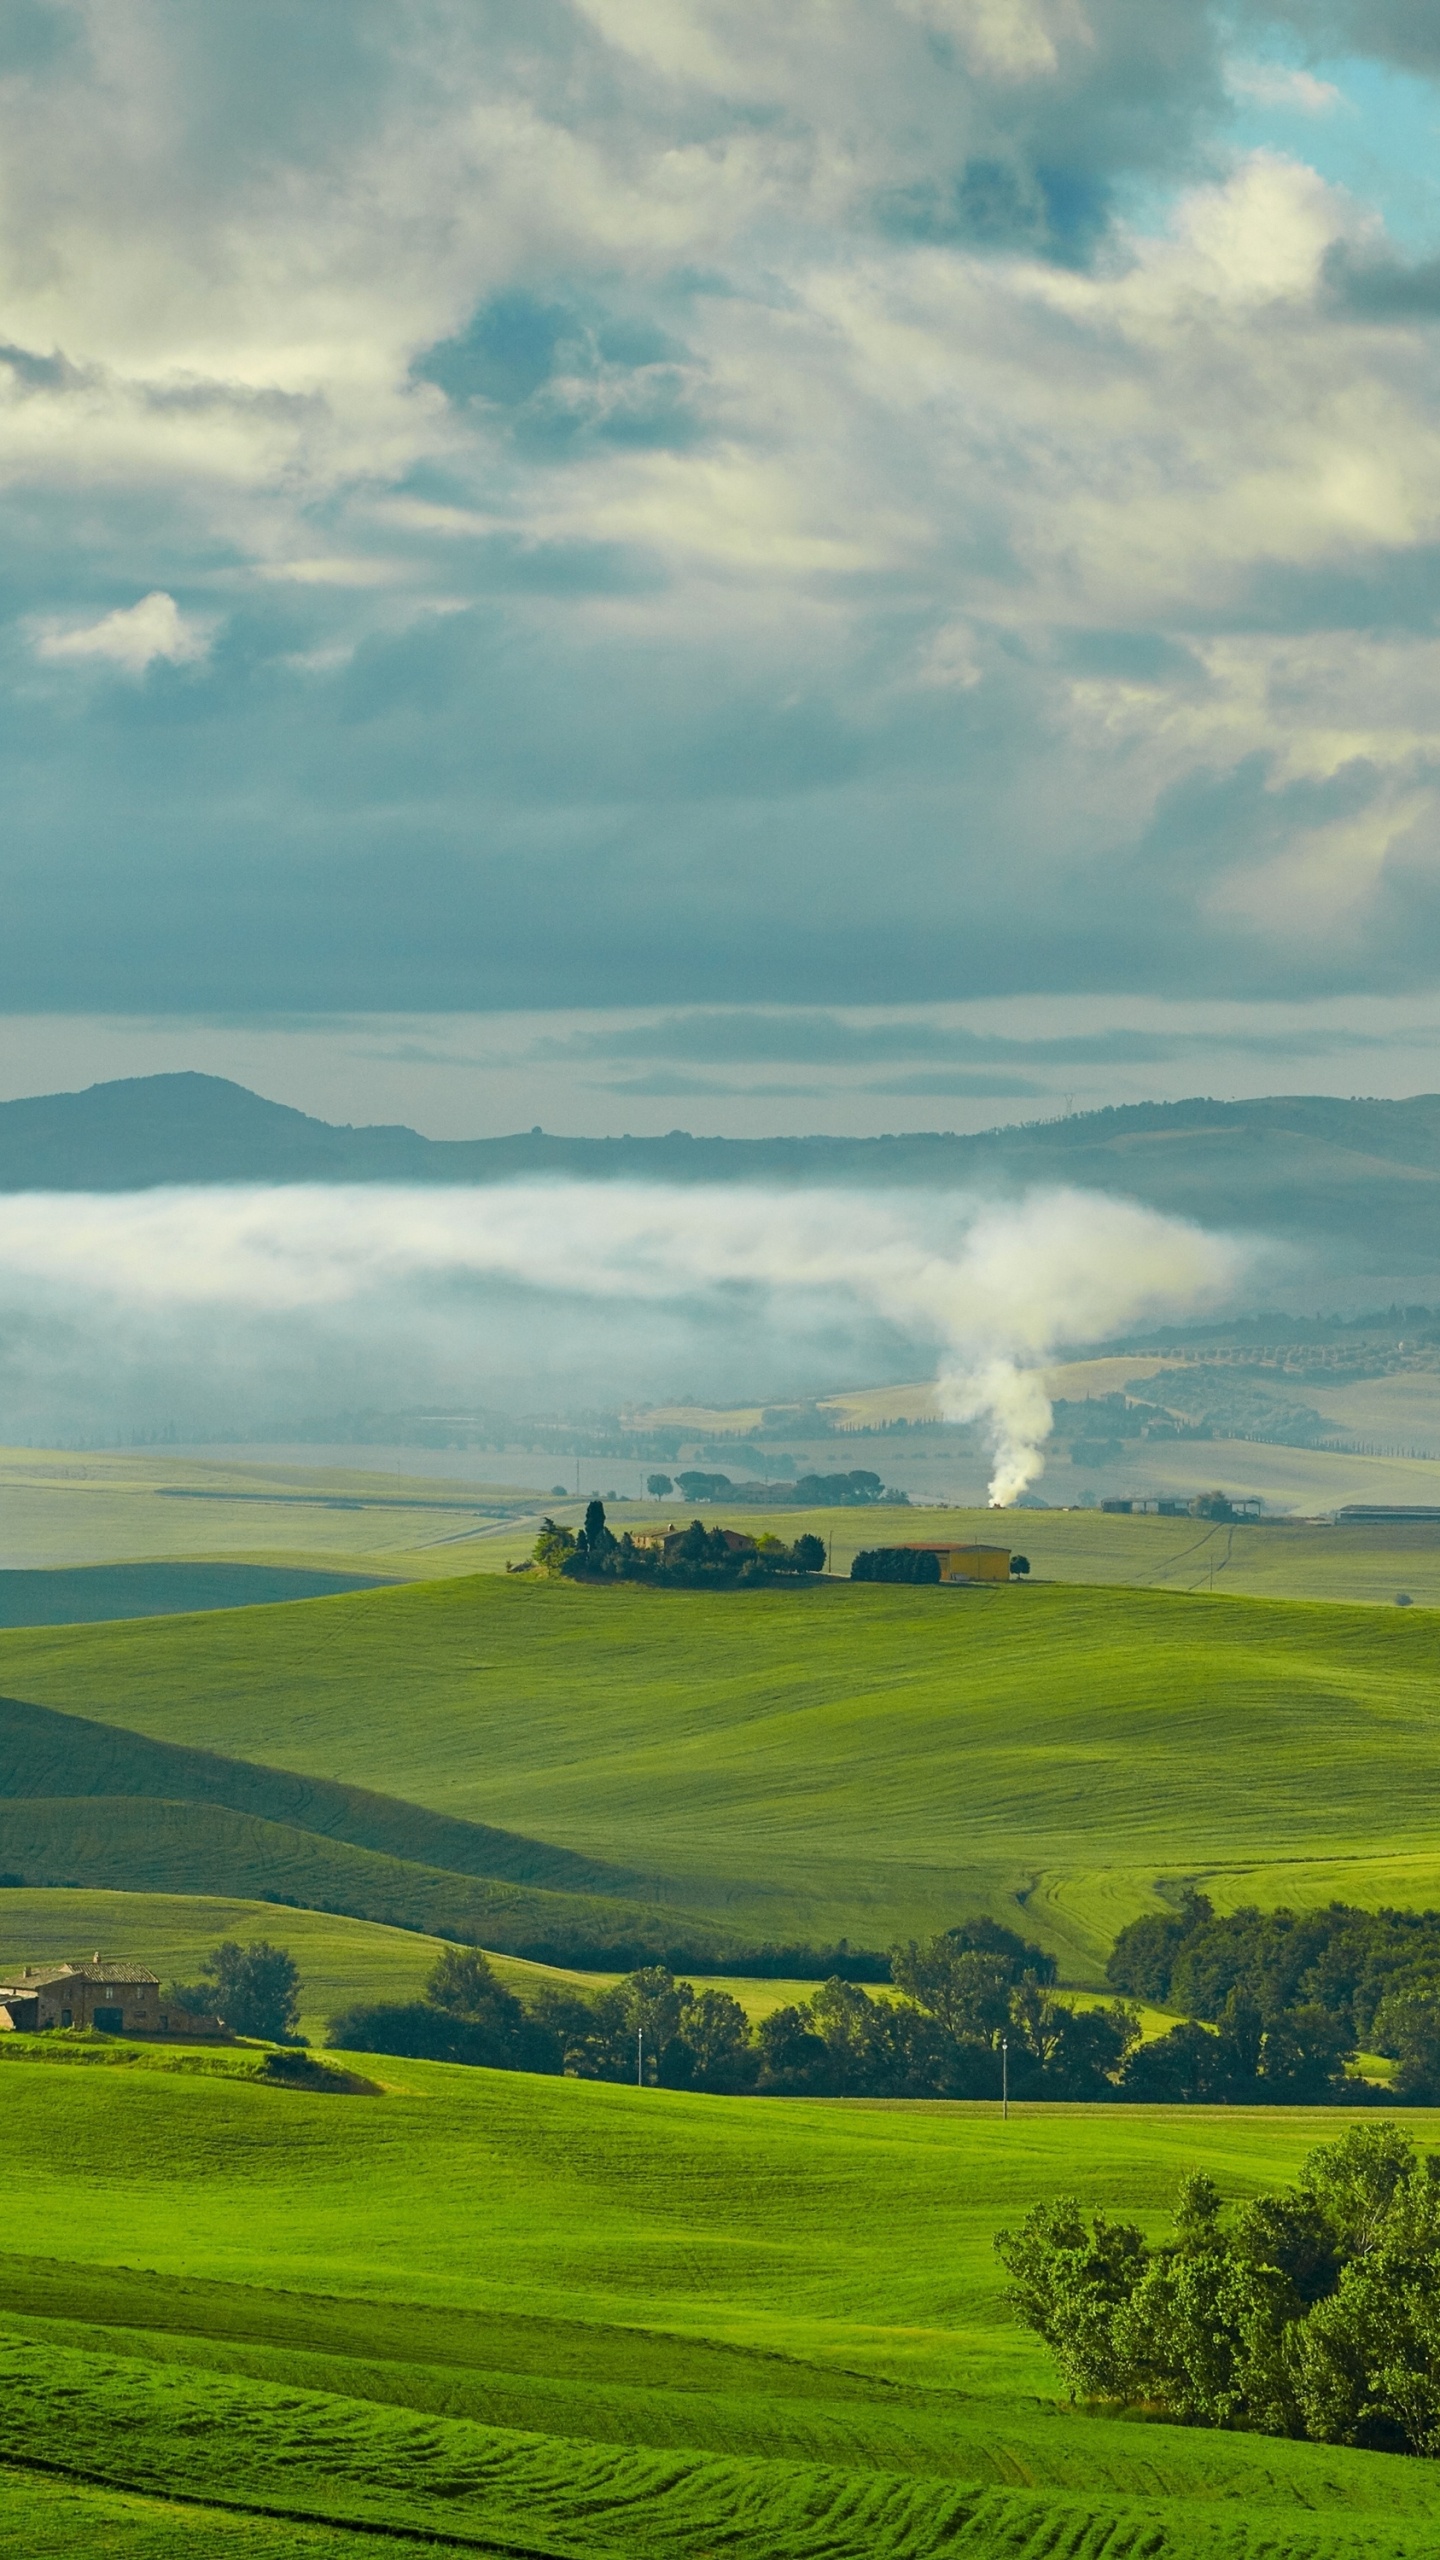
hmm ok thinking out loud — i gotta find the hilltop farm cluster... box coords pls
[522,1501,1029,1588]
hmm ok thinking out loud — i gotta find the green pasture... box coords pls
[0,2467,383,2560]
[8,1570,1440,1974]
[0,1888,444,2043]
[11,1439,1440,1606]
[0,1884,815,2039]
[0,1446,551,1580]
[725,1500,1440,1606]
[0,1560,390,1625]
[0,1792,716,1966]
[4,2054,1440,2553]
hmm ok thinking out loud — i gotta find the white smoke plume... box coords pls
[0,1181,1245,1495]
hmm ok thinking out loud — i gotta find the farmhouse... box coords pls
[0,1957,222,2038]
[897,1543,1012,1583]
[631,1525,757,1559]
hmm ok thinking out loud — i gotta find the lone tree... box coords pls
[533,1516,576,1571]
[175,1940,301,2041]
[426,1945,499,2015]
[646,1473,674,1497]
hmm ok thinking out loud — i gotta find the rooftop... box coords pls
[0,1959,160,1989]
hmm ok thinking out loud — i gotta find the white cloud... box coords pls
[35,590,212,673]
[1226,60,1344,114]
[0,6,1436,1009]
[894,0,1093,81]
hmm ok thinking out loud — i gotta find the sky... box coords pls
[4,1,1440,1138]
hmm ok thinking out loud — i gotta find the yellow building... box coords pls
[901,1543,1012,1583]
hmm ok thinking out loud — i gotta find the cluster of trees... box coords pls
[997,2127,1440,2455]
[221,1899,1433,2107]
[312,1894,1440,2109]
[852,1546,942,1583]
[534,1502,824,1586]
[851,1548,1031,1582]
[167,1939,302,2042]
[330,1946,558,2071]
[1110,1895,1440,2101]
[645,1469,906,1507]
[784,1470,904,1506]
[328,1923,1151,2101]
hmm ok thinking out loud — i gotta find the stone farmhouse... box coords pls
[630,1526,756,1559]
[0,1957,223,2038]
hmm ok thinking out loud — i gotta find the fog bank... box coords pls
[0,1181,1247,1494]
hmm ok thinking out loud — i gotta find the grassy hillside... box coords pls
[17,1441,1440,1588]
[0,1688,642,1894]
[3,2054,1440,2553]
[745,1500,1440,1602]
[0,1885,827,2042]
[0,1446,551,1578]
[0,2467,382,2559]
[0,1795,739,1969]
[5,1571,1440,1974]
[0,1691,780,1967]
[0,1887,444,2041]
[0,1560,392,1625]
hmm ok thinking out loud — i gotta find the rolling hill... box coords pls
[6,1569,1440,1978]
[3,2048,1440,2555]
[0,1691,761,1969]
[0,1561,389,1625]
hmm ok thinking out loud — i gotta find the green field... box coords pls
[0,1888,457,2043]
[0,1887,878,2051]
[752,1501,1440,1606]
[0,1447,552,1579]
[11,1468,1440,2551]
[7,1568,1440,1976]
[3,2047,1440,2554]
[12,1440,1440,1607]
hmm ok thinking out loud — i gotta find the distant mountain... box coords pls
[2,1073,1440,1271]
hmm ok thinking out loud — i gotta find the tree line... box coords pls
[1109,1894,1440,2102]
[166,1901,1440,2110]
[851,1548,1030,1582]
[330,1922,1148,2099]
[998,2127,1440,2456]
[647,1468,905,1506]
[326,1906,1434,2105]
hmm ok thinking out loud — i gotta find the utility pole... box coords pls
[637,2027,644,2088]
[1001,2034,1008,2122]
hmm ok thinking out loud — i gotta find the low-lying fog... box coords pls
[0,1181,1248,1501]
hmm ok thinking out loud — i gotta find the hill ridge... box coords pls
[0,1691,642,1900]
[1,1073,1438,1267]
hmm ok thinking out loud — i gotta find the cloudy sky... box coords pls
[5,0,1440,1135]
